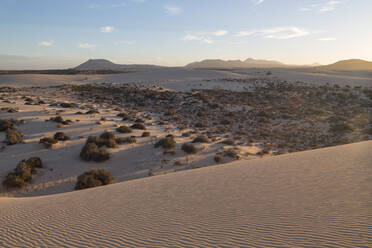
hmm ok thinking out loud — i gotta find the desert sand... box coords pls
[1,67,371,89]
[0,67,371,247]
[1,141,371,247]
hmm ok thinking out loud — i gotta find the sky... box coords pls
[1,0,372,69]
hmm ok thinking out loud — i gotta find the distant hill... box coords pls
[75,59,164,71]
[186,58,286,68]
[320,59,372,71]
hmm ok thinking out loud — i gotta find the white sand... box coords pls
[1,141,371,247]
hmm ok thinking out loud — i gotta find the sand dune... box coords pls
[1,141,371,247]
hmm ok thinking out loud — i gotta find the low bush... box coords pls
[26,157,43,169]
[181,143,198,154]
[192,135,210,143]
[117,112,130,120]
[80,142,110,162]
[60,102,76,108]
[224,149,240,159]
[49,116,71,125]
[214,155,223,163]
[2,173,26,188]
[85,109,100,115]
[154,136,176,150]
[93,148,111,162]
[141,131,150,137]
[362,127,372,135]
[2,157,43,188]
[221,139,235,145]
[75,169,114,190]
[54,132,70,141]
[329,122,354,134]
[100,132,115,140]
[0,119,15,131]
[5,129,23,145]
[116,126,132,133]
[40,137,58,148]
[131,123,146,130]
[116,136,137,144]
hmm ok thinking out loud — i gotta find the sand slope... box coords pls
[1,141,371,247]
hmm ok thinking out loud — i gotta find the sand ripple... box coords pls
[1,141,371,247]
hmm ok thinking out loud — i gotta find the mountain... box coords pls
[186,58,286,68]
[75,59,164,71]
[320,59,372,71]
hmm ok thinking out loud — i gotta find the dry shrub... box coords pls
[224,149,240,159]
[329,122,354,134]
[214,155,223,163]
[85,109,100,114]
[0,119,14,131]
[116,136,137,144]
[116,126,132,133]
[80,143,110,162]
[6,129,23,145]
[2,157,43,188]
[117,112,130,120]
[141,131,150,137]
[54,132,70,141]
[39,137,58,148]
[131,123,146,130]
[181,143,198,154]
[221,139,235,145]
[154,136,176,150]
[50,116,71,125]
[75,169,114,190]
[192,135,210,143]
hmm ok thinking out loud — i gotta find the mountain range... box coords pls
[74,58,372,71]
[185,58,286,68]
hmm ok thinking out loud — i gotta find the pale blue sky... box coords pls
[1,0,371,68]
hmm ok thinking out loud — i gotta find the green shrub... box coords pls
[75,169,114,190]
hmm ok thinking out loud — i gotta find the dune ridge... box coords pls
[1,141,371,247]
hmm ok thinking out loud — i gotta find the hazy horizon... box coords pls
[1,0,372,69]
